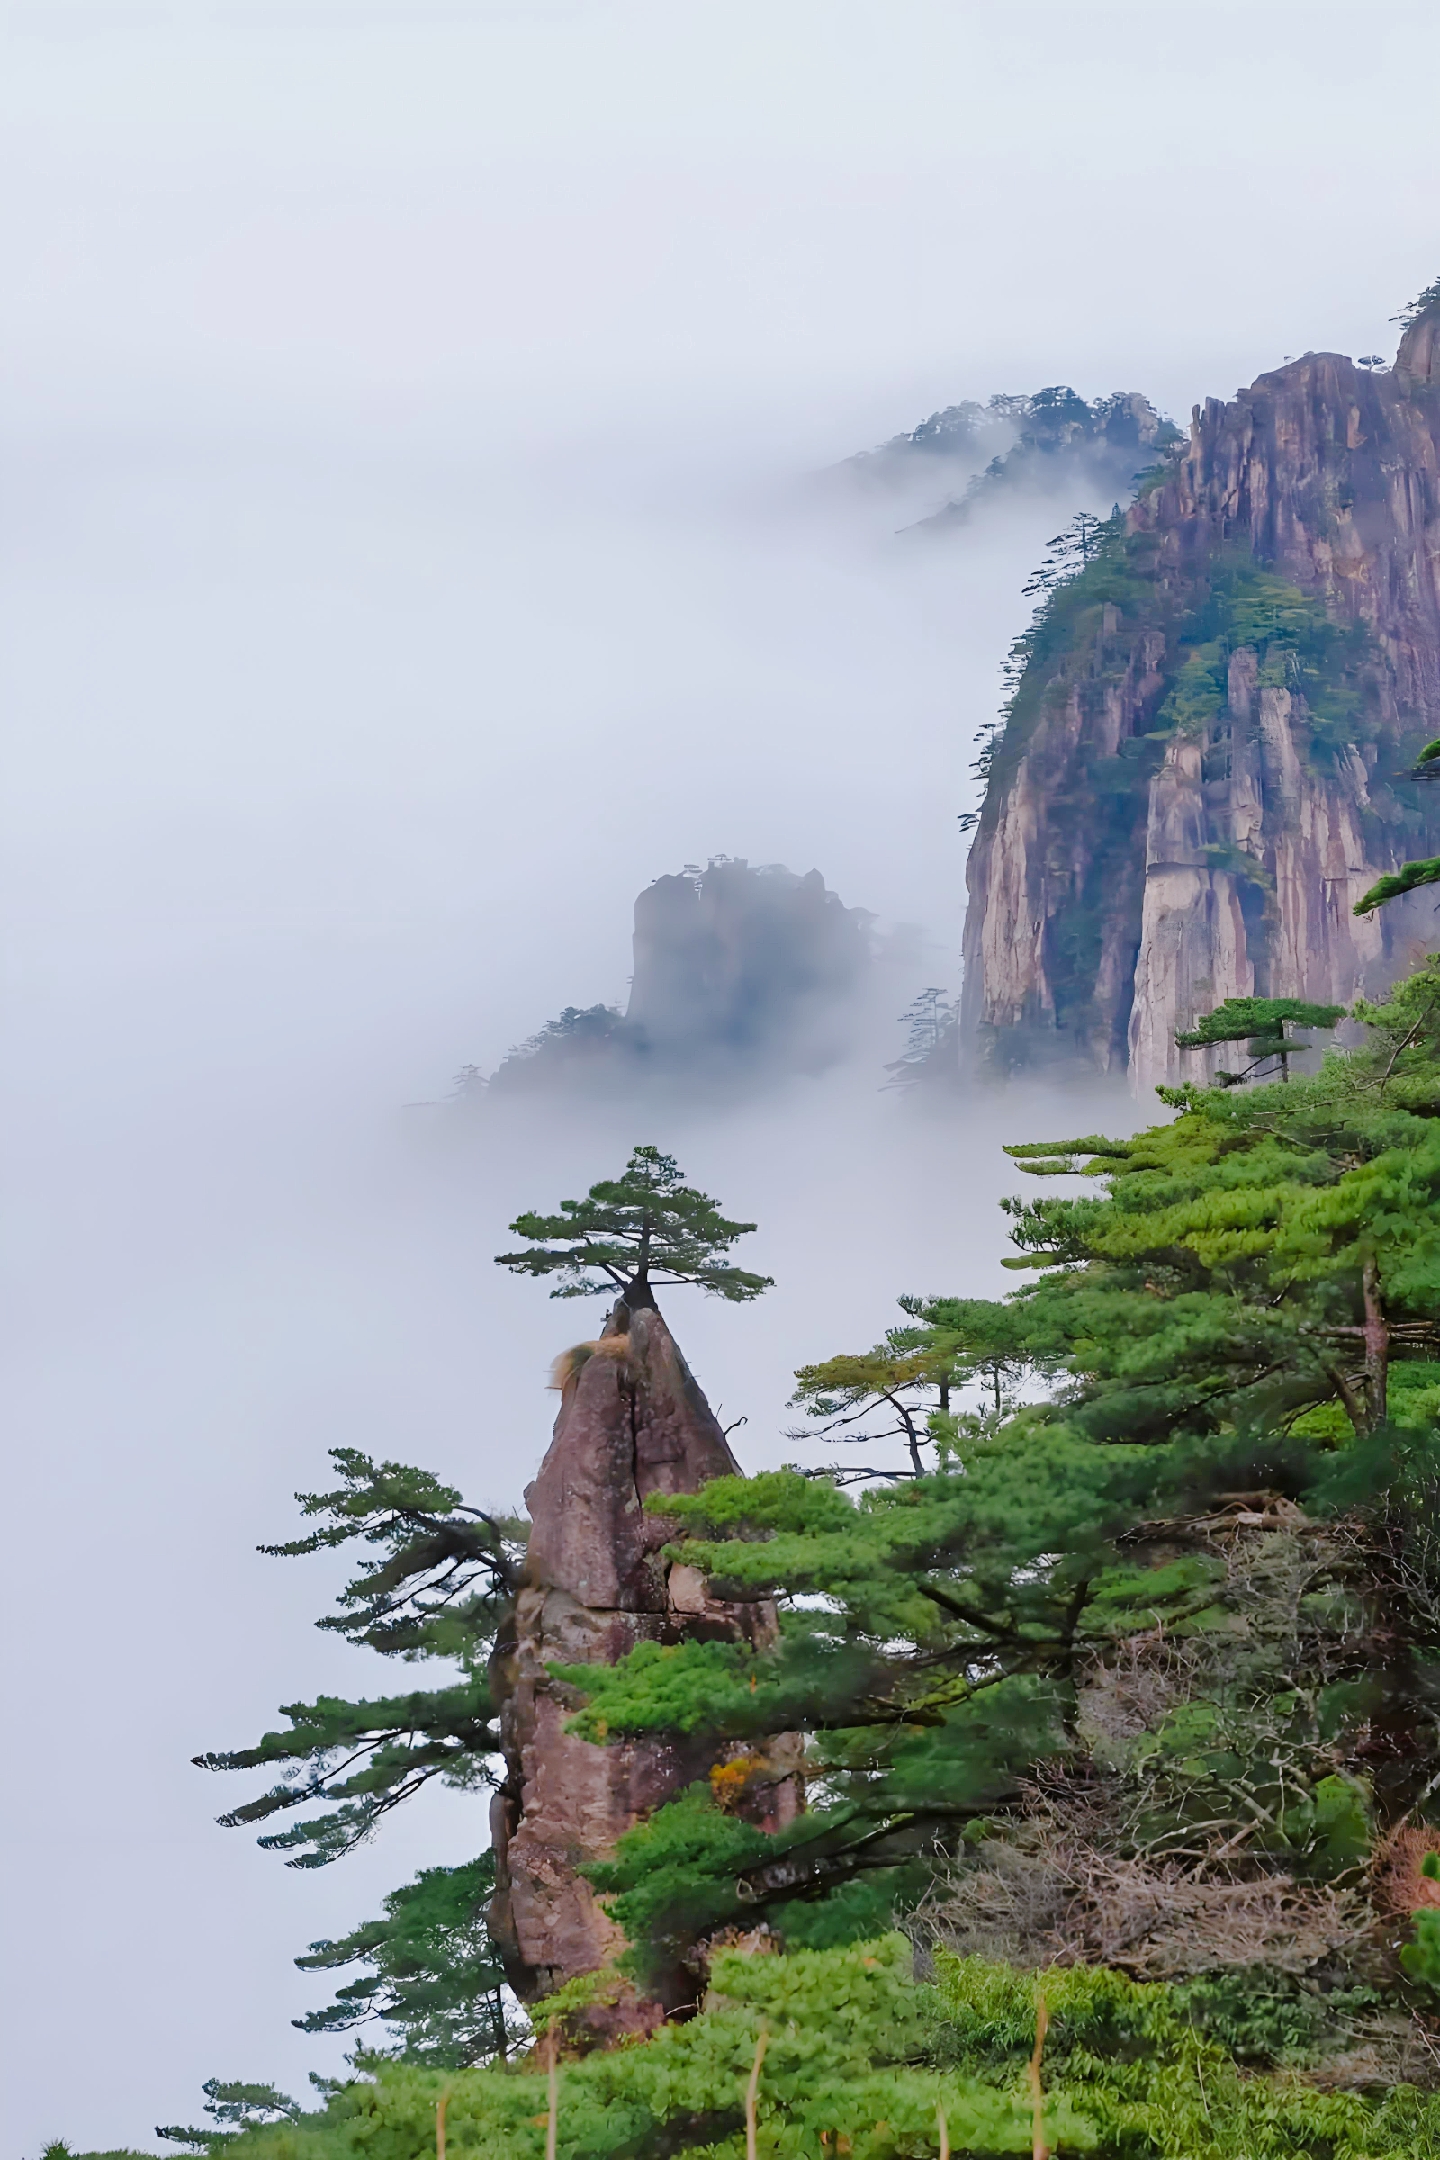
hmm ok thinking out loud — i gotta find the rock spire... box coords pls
[489,1291,796,2033]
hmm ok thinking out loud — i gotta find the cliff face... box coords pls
[627,859,870,1064]
[962,305,1440,1093]
[484,858,875,1098]
[488,1296,797,2031]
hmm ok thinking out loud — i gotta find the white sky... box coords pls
[2,2,1436,2150]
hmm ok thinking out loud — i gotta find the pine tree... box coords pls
[197,1452,524,1867]
[1352,739,1440,914]
[890,1294,1043,1419]
[787,1297,1044,1478]
[1356,854,1440,914]
[787,1339,943,1477]
[1020,510,1108,598]
[292,1855,522,2065]
[553,959,1440,1985]
[882,989,958,1089]
[494,1144,772,1304]
[1175,994,1345,1082]
[196,1453,525,2061]
[158,2083,303,2148]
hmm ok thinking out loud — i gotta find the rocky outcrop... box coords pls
[962,301,1440,1094]
[482,858,876,1098]
[489,1294,798,2032]
[910,388,1178,536]
[626,859,871,1066]
[836,385,1178,538]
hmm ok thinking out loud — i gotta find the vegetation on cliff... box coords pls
[466,860,877,1102]
[73,965,1440,2153]
[574,963,1440,1995]
[105,1939,1440,2159]
[966,504,1417,1063]
[888,386,1180,536]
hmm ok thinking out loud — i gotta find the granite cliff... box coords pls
[961,291,1440,1093]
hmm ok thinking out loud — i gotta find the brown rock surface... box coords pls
[489,1294,796,2029]
[962,304,1440,1093]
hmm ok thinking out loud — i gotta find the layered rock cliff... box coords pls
[961,297,1440,1093]
[488,1292,797,2031]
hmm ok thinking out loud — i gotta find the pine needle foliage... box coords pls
[551,961,1440,1988]
[787,1299,1045,1480]
[195,1452,525,2057]
[495,1145,773,1303]
[157,2083,303,2148]
[1356,854,1440,915]
[292,1854,522,2066]
[1174,994,1345,1083]
[1395,273,1440,330]
[119,1940,1440,2160]
[197,1451,525,1867]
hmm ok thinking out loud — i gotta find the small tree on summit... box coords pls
[495,1143,772,1305]
[1175,995,1345,1083]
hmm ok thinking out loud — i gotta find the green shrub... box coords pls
[79,1941,1440,2160]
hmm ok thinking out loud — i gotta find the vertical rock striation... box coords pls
[962,303,1440,1094]
[489,1293,796,2032]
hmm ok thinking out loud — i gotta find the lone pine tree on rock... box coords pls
[495,1143,774,1308]
[488,1147,794,2035]
[195,1149,779,2058]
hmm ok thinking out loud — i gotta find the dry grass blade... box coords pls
[936,2102,950,2159]
[546,2022,558,2160]
[1028,1993,1049,2160]
[435,2088,449,2160]
[745,2025,770,2160]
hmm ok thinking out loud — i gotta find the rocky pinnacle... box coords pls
[488,1294,797,2035]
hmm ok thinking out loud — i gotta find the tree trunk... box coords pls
[1362,1256,1389,1433]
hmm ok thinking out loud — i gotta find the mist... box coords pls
[4,2,1439,2151]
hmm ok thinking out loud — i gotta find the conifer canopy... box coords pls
[494,1143,772,1303]
[1356,853,1440,915]
[1175,994,1345,1082]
